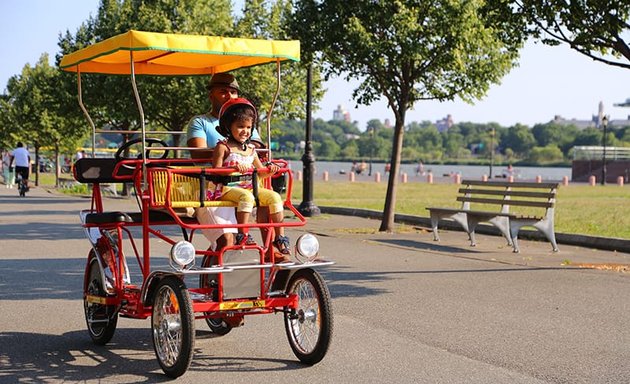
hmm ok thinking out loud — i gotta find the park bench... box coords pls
[426,180,559,253]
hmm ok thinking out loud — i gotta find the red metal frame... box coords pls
[81,158,303,320]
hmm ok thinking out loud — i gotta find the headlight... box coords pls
[169,241,196,270]
[295,234,319,263]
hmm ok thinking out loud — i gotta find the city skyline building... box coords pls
[332,104,351,123]
[329,100,630,131]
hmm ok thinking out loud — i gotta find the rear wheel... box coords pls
[284,269,333,365]
[84,255,118,345]
[151,276,194,378]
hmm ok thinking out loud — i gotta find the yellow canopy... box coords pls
[60,30,300,75]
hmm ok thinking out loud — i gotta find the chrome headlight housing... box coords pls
[169,241,196,270]
[295,233,319,263]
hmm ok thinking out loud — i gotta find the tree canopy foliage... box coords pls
[487,0,630,69]
[290,0,526,231]
[271,117,630,165]
[54,0,319,146]
[1,54,85,184]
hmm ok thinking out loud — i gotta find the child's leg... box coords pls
[270,210,285,238]
[236,211,251,230]
[219,187,255,243]
[259,188,290,254]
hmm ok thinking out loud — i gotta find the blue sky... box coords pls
[1,0,629,130]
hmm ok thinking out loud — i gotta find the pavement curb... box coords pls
[318,206,630,254]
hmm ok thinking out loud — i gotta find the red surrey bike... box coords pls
[61,30,333,378]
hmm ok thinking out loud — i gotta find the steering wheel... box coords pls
[115,138,170,162]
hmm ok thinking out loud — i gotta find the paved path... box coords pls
[1,186,629,383]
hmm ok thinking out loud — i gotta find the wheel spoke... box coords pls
[151,276,194,377]
[284,269,333,365]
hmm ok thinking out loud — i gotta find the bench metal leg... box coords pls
[533,218,559,252]
[488,215,513,247]
[466,217,481,247]
[467,214,512,248]
[429,211,468,242]
[510,218,558,253]
[510,226,522,253]
[430,213,441,241]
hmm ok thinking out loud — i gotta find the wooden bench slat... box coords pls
[457,188,556,199]
[461,179,559,189]
[456,196,554,208]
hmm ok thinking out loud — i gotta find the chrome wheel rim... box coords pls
[288,279,320,354]
[152,285,183,367]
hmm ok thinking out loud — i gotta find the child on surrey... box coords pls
[211,98,290,256]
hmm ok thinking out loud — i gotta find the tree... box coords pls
[532,122,578,156]
[291,0,523,231]
[231,0,325,152]
[4,54,85,186]
[502,124,536,156]
[527,145,564,164]
[574,127,602,146]
[57,0,318,149]
[489,0,630,69]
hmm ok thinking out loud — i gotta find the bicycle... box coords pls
[15,172,28,197]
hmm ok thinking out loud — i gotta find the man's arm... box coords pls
[187,137,214,160]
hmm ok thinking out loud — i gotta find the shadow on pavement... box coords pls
[0,195,86,205]
[0,222,85,241]
[0,258,84,300]
[371,238,481,253]
[0,208,81,217]
[0,328,309,382]
[0,330,164,383]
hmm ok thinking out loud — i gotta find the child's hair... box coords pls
[218,98,257,138]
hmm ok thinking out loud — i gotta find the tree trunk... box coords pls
[172,131,182,158]
[34,145,40,187]
[379,116,405,232]
[54,143,60,187]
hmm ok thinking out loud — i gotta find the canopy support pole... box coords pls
[129,51,147,188]
[77,69,96,157]
[266,60,281,161]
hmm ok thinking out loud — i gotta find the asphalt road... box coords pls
[1,186,629,383]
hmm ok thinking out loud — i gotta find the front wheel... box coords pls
[284,269,333,365]
[151,276,195,378]
[84,255,118,345]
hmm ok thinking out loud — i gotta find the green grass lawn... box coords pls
[36,173,630,239]
[290,180,630,239]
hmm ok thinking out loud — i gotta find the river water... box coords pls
[284,160,571,182]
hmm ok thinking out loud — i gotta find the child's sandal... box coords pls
[235,233,256,245]
[273,235,291,255]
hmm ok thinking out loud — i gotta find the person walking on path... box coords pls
[2,149,15,188]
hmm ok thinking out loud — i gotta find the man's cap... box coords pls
[207,73,239,91]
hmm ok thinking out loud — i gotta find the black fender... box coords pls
[141,271,184,306]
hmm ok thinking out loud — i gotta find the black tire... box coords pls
[84,256,118,345]
[199,255,233,335]
[151,276,195,378]
[284,269,333,365]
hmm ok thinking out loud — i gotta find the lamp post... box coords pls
[298,63,320,216]
[368,127,374,176]
[489,127,495,179]
[601,115,608,186]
